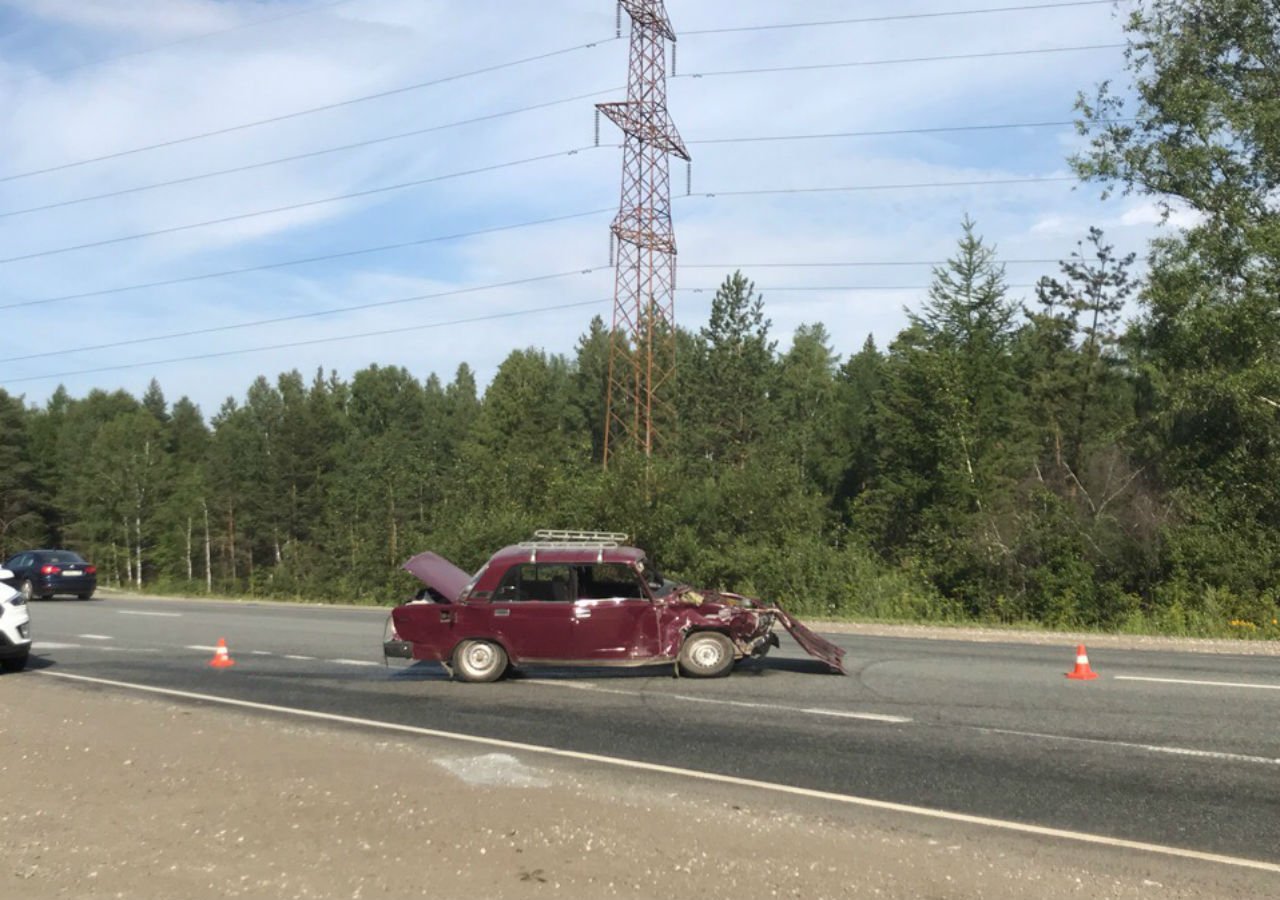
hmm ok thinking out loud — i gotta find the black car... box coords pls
[1,549,98,600]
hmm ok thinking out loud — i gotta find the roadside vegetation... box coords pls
[3,1,1277,639]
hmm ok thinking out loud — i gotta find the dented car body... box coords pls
[388,532,846,682]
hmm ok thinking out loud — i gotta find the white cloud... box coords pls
[0,0,1164,411]
[1118,200,1204,230]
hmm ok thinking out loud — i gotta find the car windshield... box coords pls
[41,552,85,565]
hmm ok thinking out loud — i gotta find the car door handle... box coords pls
[439,611,453,623]
[494,609,510,617]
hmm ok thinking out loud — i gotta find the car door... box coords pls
[570,563,660,661]
[485,563,577,661]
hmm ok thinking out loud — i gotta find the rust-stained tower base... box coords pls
[598,0,689,465]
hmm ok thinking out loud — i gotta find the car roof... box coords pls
[487,544,646,568]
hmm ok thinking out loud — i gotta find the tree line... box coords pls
[1,0,1276,636]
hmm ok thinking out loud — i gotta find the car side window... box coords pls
[11,554,31,570]
[494,564,575,602]
[577,564,648,600]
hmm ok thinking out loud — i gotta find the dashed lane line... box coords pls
[38,642,375,667]
[522,678,913,724]
[78,634,113,641]
[1116,675,1280,692]
[978,727,1280,766]
[117,610,182,618]
[35,670,1280,876]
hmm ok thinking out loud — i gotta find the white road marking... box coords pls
[250,651,272,656]
[185,645,220,652]
[980,727,1280,766]
[35,670,1280,876]
[284,654,316,661]
[523,679,912,723]
[330,659,380,667]
[117,610,182,618]
[34,641,82,650]
[803,708,913,724]
[1116,675,1280,692]
[78,634,112,641]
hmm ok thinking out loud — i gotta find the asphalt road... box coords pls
[19,593,1280,867]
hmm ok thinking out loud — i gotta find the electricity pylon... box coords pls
[597,0,689,465]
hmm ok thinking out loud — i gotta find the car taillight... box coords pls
[40,564,60,575]
[85,566,97,575]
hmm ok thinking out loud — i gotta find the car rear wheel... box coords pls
[452,640,508,683]
[678,631,735,678]
[1,651,29,673]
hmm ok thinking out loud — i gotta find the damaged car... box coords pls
[386,530,846,682]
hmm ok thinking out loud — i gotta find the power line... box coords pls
[0,87,621,220]
[0,209,615,311]
[0,146,608,266]
[682,176,1076,199]
[687,119,1092,146]
[1,299,612,386]
[27,0,361,79]
[0,172,1070,269]
[3,273,1064,384]
[676,44,1125,79]
[682,260,1059,269]
[684,1,1122,35]
[8,268,608,364]
[0,113,1083,222]
[3,264,1058,366]
[678,284,1040,292]
[0,35,619,184]
[0,38,1112,186]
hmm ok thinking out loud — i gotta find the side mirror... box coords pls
[0,568,13,580]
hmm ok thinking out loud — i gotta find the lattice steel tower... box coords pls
[598,0,690,464]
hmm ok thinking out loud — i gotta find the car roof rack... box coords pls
[517,529,631,563]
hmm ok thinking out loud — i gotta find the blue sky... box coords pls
[0,0,1171,416]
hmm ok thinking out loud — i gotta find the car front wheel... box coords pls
[678,631,735,678]
[452,640,508,683]
[20,580,34,602]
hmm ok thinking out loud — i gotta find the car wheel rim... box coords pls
[465,644,496,673]
[691,639,723,668]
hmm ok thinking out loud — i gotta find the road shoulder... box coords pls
[3,675,1268,899]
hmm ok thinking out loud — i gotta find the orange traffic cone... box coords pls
[1065,644,1098,680]
[209,638,236,669]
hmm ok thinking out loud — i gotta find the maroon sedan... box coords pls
[387,531,845,682]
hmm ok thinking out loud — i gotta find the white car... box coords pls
[0,567,31,672]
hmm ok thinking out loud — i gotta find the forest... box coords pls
[1,1,1277,637]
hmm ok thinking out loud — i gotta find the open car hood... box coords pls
[401,551,471,603]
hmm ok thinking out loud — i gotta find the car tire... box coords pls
[20,580,33,602]
[78,592,95,600]
[1,651,29,673]
[451,640,508,683]
[678,631,735,678]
